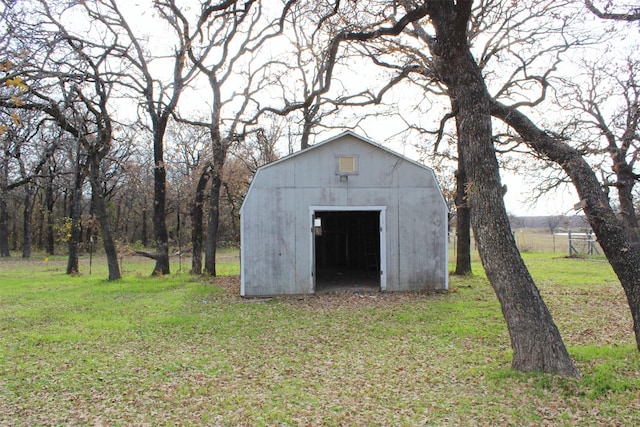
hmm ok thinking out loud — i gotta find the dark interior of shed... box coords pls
[314,210,380,292]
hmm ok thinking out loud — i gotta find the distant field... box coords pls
[450,228,603,259]
[0,250,637,425]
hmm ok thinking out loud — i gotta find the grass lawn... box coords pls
[1,250,639,426]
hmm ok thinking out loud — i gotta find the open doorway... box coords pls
[313,210,381,292]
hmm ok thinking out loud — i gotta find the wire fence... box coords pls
[449,229,604,257]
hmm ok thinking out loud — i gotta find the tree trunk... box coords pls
[11,221,17,252]
[36,192,45,250]
[204,122,228,276]
[454,144,472,275]
[0,164,9,257]
[615,166,639,241]
[66,163,84,275]
[426,2,578,376]
[45,176,55,255]
[86,196,95,247]
[204,172,222,276]
[300,105,314,150]
[491,100,640,351]
[0,196,9,257]
[22,184,33,258]
[223,182,240,242]
[152,128,170,276]
[88,155,121,280]
[1,148,10,257]
[191,166,210,275]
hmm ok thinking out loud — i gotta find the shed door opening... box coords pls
[314,210,380,291]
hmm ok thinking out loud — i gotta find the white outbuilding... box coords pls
[240,131,448,296]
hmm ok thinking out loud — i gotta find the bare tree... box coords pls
[555,57,640,240]
[316,0,579,376]
[71,0,201,276]
[161,0,297,275]
[3,0,128,279]
[0,118,56,258]
[547,215,563,235]
[462,0,640,350]
[585,0,640,21]
[164,120,210,274]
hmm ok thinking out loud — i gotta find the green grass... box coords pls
[1,252,639,425]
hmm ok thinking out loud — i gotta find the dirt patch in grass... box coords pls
[209,274,242,296]
[282,289,449,311]
[210,274,448,310]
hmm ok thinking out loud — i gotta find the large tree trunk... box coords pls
[88,155,121,280]
[152,128,170,276]
[204,122,228,276]
[427,2,578,376]
[615,166,639,241]
[191,165,211,275]
[454,142,472,275]
[491,100,640,351]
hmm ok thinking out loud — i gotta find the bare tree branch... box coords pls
[585,0,640,21]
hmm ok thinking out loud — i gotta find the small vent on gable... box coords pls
[338,156,357,173]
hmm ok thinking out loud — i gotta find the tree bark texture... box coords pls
[454,138,472,275]
[0,157,9,257]
[614,165,639,241]
[88,154,121,280]
[204,170,223,276]
[45,175,55,255]
[0,197,8,257]
[191,166,210,275]
[426,2,579,376]
[152,127,170,276]
[204,119,228,276]
[491,100,640,351]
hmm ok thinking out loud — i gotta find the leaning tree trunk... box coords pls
[191,165,211,275]
[426,2,578,376]
[616,168,639,241]
[454,140,472,275]
[88,155,121,280]
[491,100,640,351]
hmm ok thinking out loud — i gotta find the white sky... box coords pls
[60,0,639,217]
